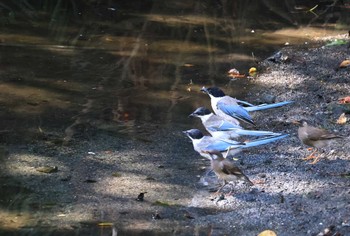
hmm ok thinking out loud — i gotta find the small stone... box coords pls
[112,172,122,177]
[261,94,276,104]
[136,192,146,201]
[152,212,161,220]
[258,173,267,178]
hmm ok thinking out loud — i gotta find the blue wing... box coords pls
[208,121,241,131]
[236,99,255,107]
[204,139,244,152]
[217,102,254,125]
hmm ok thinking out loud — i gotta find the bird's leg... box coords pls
[252,179,265,185]
[204,168,214,177]
[215,180,227,195]
[303,149,318,161]
[224,147,231,158]
[226,182,235,196]
[309,152,322,164]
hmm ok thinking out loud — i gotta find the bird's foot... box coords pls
[303,154,317,161]
[303,150,318,161]
[308,155,321,164]
[252,179,265,185]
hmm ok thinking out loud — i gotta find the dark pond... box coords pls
[1,0,348,143]
[0,0,349,235]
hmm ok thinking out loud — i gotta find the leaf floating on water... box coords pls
[336,113,347,125]
[339,59,350,68]
[98,222,114,227]
[307,4,318,17]
[36,166,58,173]
[258,230,277,236]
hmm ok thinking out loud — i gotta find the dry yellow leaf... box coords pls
[336,113,347,125]
[339,59,350,68]
[258,230,277,236]
[98,222,114,227]
[249,67,257,74]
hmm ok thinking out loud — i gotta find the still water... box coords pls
[0,0,349,235]
[1,1,348,144]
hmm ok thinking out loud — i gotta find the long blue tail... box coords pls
[241,134,289,148]
[234,130,282,136]
[245,101,294,112]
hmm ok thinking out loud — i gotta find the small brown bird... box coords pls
[204,150,253,194]
[295,120,343,164]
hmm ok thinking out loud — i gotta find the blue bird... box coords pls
[200,86,293,126]
[189,107,282,140]
[183,129,288,159]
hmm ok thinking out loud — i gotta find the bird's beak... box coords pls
[188,113,196,118]
[291,120,301,125]
[200,86,208,93]
[182,130,189,135]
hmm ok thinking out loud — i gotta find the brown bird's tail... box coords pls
[240,173,254,186]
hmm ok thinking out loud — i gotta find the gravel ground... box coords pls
[1,35,350,236]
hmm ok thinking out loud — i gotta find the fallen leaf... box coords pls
[339,59,350,68]
[98,222,114,227]
[336,113,347,124]
[338,96,350,104]
[36,166,58,173]
[326,39,348,47]
[249,67,257,74]
[258,230,277,236]
[228,68,246,78]
[249,67,257,78]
